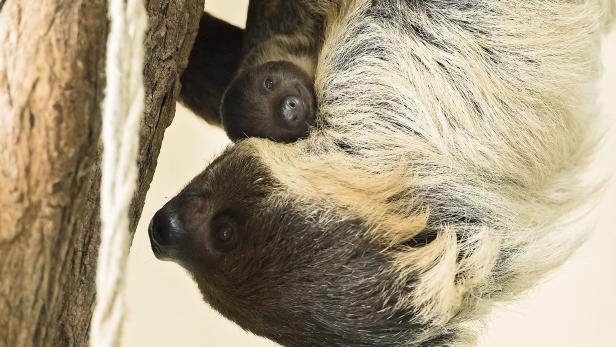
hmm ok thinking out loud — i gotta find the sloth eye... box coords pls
[216,227,232,243]
[211,215,239,252]
[263,77,274,90]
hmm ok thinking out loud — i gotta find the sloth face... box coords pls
[148,142,445,347]
[220,61,316,143]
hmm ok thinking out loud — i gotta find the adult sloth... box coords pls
[151,1,614,346]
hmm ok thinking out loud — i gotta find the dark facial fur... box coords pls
[148,144,453,347]
[220,61,316,143]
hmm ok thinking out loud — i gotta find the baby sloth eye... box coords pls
[211,215,239,252]
[263,77,274,90]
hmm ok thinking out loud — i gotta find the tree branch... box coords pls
[0,0,204,345]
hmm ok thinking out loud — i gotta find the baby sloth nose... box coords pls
[281,95,307,126]
[148,204,186,261]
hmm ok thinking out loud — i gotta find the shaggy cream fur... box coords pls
[250,0,614,344]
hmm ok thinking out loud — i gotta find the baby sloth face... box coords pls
[221,61,316,143]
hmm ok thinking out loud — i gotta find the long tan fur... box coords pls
[249,0,613,344]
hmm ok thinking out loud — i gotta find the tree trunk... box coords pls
[0,0,204,346]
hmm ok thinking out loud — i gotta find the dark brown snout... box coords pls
[148,201,187,261]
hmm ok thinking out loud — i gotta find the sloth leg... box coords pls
[178,12,243,126]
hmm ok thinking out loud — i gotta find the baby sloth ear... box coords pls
[220,61,316,143]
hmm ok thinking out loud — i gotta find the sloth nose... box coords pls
[281,95,307,126]
[148,204,185,261]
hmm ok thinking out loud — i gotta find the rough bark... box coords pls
[0,0,204,346]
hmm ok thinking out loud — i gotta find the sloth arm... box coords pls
[178,12,243,126]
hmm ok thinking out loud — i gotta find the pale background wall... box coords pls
[123,2,616,346]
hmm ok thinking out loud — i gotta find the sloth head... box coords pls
[220,61,316,143]
[148,141,458,347]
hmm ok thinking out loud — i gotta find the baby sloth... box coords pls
[220,61,316,143]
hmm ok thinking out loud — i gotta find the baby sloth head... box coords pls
[220,61,316,143]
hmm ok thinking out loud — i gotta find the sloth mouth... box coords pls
[148,219,163,258]
[151,241,162,258]
[294,84,315,116]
